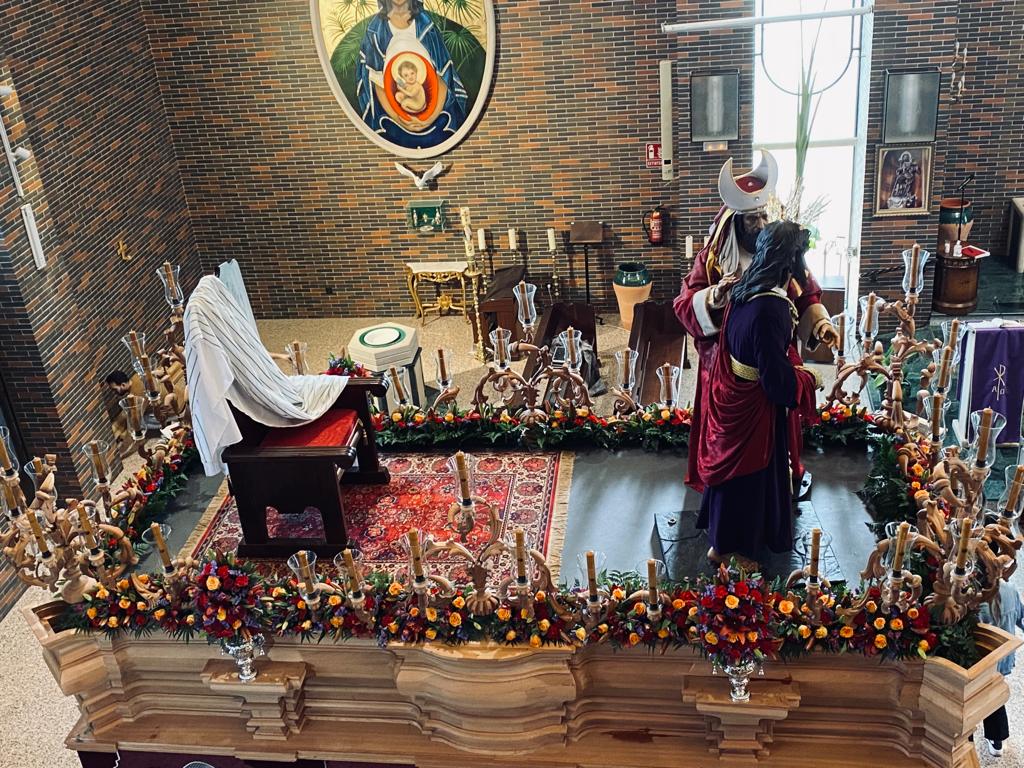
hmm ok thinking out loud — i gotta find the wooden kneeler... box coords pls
[223,376,390,559]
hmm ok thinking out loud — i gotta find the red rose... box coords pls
[236,575,249,587]
[734,582,749,597]
[715,585,728,599]
[218,566,229,578]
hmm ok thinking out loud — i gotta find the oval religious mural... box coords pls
[312,0,496,159]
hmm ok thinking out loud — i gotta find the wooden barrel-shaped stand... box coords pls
[932,255,979,315]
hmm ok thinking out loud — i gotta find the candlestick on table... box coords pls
[515,528,527,582]
[454,451,471,501]
[647,559,659,605]
[78,507,99,551]
[2,482,20,515]
[291,341,306,374]
[296,550,315,594]
[150,522,173,570]
[26,509,50,557]
[685,235,694,263]
[622,349,633,389]
[975,407,994,466]
[389,366,407,404]
[342,548,362,595]
[586,550,598,601]
[954,517,972,572]
[949,318,961,346]
[809,528,821,581]
[477,228,487,251]
[408,529,425,581]
[891,521,910,573]
[88,441,108,483]
[547,228,557,252]
[936,346,952,391]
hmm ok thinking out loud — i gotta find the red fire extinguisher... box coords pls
[642,205,667,245]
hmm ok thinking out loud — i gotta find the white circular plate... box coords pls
[361,326,404,347]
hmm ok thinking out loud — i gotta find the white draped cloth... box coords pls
[216,259,258,333]
[184,276,348,476]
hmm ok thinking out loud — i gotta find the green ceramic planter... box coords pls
[613,262,652,287]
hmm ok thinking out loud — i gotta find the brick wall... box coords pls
[141,0,754,318]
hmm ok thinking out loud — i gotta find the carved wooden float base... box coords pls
[27,601,1019,768]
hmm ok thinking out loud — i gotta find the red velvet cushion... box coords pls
[260,409,359,449]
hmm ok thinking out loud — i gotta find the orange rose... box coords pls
[449,613,462,627]
[873,617,886,630]
[907,608,919,619]
[798,625,811,639]
[840,626,854,639]
[529,634,541,648]
[497,607,512,622]
[890,619,904,631]
[425,628,437,640]
[704,631,719,645]
[206,576,221,591]
[629,632,641,646]
[874,634,888,649]
[672,598,685,610]
[506,630,517,641]
[725,595,740,610]
[778,600,795,615]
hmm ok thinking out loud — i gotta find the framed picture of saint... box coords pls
[312,0,496,159]
[875,145,932,217]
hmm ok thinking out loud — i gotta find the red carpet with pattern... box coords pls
[187,452,572,581]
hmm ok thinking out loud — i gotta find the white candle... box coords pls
[408,529,425,580]
[477,227,487,251]
[507,228,518,251]
[685,235,693,262]
[547,228,557,252]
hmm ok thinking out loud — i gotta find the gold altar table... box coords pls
[26,601,1019,768]
[404,260,469,323]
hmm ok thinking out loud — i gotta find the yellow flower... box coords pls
[388,622,399,633]
[452,596,466,609]
[409,607,420,617]
[86,607,97,619]
[821,411,831,421]
[444,412,455,423]
[890,619,904,631]
[230,619,241,630]
[688,606,698,617]
[724,595,740,610]
[206,576,221,591]
[499,411,511,423]
[153,608,166,620]
[874,634,888,649]
[873,617,886,630]
[661,409,671,420]
[657,628,669,639]
[136,601,147,612]
[391,411,403,422]
[910,481,921,490]
[907,608,919,619]
[217,608,227,621]
[413,412,426,424]
[497,607,511,622]
[521,608,530,619]
[301,620,312,631]
[538,619,550,632]
[388,582,403,596]
[866,600,877,614]
[798,625,811,639]
[529,634,541,648]
[611,588,625,600]
[425,628,437,640]
[628,632,641,646]
[426,607,438,622]
[550,421,560,428]
[553,410,564,420]
[534,590,546,602]
[840,626,854,639]
[671,598,685,610]
[296,600,306,610]
[107,617,119,628]
[918,639,930,653]
[328,594,342,606]
[117,578,130,591]
[330,616,343,628]
[186,615,195,625]
[634,602,646,616]
[95,586,109,599]
[642,412,653,422]
[842,406,853,418]
[748,631,759,642]
[778,600,795,615]
[118,598,131,610]
[506,630,517,641]
[704,631,719,645]
[914,490,931,503]
[575,627,587,641]
[815,626,828,639]
[578,407,590,417]
[137,574,150,585]
[449,613,462,627]
[598,623,609,634]
[272,587,286,598]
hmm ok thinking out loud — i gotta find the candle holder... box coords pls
[81,440,112,487]
[488,328,513,371]
[857,293,883,344]
[901,246,930,300]
[930,345,959,394]
[156,262,184,311]
[513,282,538,344]
[575,550,608,612]
[656,363,681,409]
[121,330,147,361]
[966,408,1005,469]
[996,465,1024,529]
[554,328,583,374]
[286,341,309,375]
[386,366,412,409]
[141,523,174,572]
[0,425,19,478]
[940,319,967,357]
[922,390,951,441]
[287,550,322,608]
[627,558,666,621]
[829,311,855,365]
[611,349,640,416]
[430,347,459,413]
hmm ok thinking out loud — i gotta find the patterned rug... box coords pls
[183,452,573,582]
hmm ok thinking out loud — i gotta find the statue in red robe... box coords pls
[673,152,837,495]
[696,221,822,565]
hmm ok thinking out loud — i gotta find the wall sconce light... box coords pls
[690,70,739,152]
[13,146,30,161]
[0,85,12,97]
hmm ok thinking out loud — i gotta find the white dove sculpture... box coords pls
[395,161,447,190]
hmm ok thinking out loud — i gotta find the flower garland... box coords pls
[58,561,939,664]
[325,352,371,377]
[804,404,876,449]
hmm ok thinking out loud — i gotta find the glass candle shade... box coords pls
[947,518,977,577]
[333,547,364,595]
[141,522,173,566]
[513,282,538,331]
[656,364,681,408]
[931,345,959,393]
[922,392,951,442]
[434,348,454,389]
[81,440,111,485]
[386,366,411,407]
[858,294,883,341]
[156,262,184,309]
[555,328,583,373]
[901,247,930,296]
[447,451,475,503]
[795,529,834,577]
[22,462,45,495]
[829,311,855,360]
[882,521,919,571]
[575,549,606,598]
[635,557,667,604]
[121,331,147,361]
[997,465,1024,522]
[941,319,968,359]
[119,395,148,441]
[286,341,309,375]
[0,425,19,476]
[489,328,512,370]
[614,349,639,393]
[399,528,430,583]
[287,550,320,600]
[967,408,1006,469]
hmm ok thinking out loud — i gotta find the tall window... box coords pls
[753,0,866,284]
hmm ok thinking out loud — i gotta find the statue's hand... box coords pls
[816,321,840,348]
[710,271,741,308]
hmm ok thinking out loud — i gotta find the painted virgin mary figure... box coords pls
[356,0,468,150]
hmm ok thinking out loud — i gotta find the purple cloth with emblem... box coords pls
[956,323,1024,441]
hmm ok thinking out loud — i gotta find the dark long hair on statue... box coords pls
[378,0,425,17]
[731,221,811,306]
